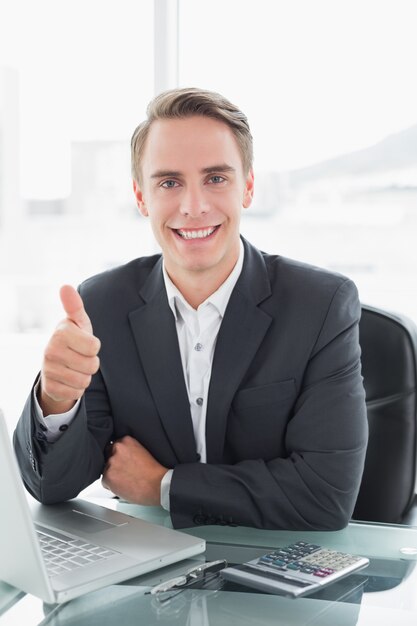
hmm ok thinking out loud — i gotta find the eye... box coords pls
[208,175,225,184]
[161,180,179,189]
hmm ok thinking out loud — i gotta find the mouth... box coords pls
[174,225,220,240]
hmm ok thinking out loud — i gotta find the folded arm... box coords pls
[169,279,368,529]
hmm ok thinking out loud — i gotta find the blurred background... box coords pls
[1,0,417,427]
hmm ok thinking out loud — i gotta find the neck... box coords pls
[166,259,239,309]
[168,271,224,309]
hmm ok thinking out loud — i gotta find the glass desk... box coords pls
[1,497,417,625]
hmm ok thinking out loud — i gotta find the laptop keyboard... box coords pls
[36,527,118,577]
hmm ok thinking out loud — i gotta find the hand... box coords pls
[39,285,101,416]
[102,436,168,506]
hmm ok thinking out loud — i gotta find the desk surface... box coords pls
[2,498,417,625]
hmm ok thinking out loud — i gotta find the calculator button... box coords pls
[286,563,302,570]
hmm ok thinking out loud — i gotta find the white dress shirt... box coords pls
[34,240,244,511]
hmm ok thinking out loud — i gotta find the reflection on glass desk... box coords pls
[2,498,417,625]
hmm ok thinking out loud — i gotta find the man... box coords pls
[14,88,368,530]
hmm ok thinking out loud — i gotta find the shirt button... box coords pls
[196,397,204,406]
[194,343,203,351]
[59,424,69,432]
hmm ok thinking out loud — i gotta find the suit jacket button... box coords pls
[193,514,206,525]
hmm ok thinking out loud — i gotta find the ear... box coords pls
[242,169,254,209]
[133,180,148,217]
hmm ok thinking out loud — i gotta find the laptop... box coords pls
[0,409,205,604]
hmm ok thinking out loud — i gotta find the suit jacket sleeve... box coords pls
[13,370,113,504]
[169,278,368,530]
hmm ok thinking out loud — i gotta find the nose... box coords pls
[179,184,209,218]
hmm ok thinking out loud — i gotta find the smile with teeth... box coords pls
[176,226,218,240]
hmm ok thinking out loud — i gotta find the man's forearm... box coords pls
[14,388,112,504]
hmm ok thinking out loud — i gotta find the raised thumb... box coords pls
[59,285,93,333]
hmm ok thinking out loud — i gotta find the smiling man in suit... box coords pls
[14,88,368,530]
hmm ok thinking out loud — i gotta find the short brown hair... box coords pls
[131,87,253,183]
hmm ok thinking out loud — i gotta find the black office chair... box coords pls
[353,304,417,524]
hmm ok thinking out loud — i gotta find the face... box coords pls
[133,116,254,289]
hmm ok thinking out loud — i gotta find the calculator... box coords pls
[220,540,369,597]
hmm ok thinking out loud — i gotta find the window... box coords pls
[179,0,417,319]
[0,0,154,422]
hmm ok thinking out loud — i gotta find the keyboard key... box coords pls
[85,554,103,562]
[70,556,91,566]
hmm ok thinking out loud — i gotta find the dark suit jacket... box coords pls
[14,238,368,530]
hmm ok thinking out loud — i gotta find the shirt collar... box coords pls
[163,238,245,321]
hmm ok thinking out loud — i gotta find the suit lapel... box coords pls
[206,239,273,463]
[128,260,197,463]
[127,240,273,465]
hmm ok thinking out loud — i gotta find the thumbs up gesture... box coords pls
[39,286,101,416]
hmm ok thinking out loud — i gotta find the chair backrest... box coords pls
[353,305,417,523]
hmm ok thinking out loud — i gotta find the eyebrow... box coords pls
[151,169,181,179]
[201,164,236,175]
[150,164,236,179]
